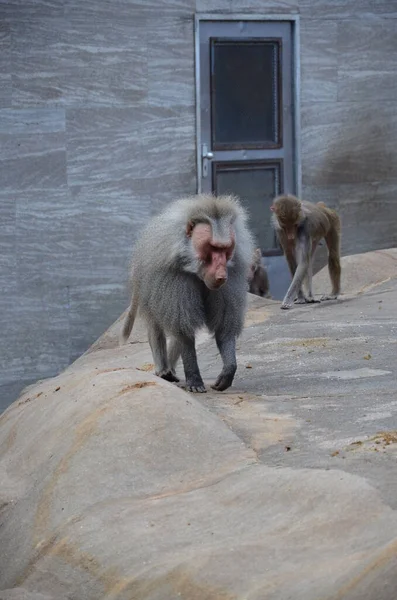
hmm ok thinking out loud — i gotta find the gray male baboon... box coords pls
[271,194,341,309]
[121,194,254,393]
[248,248,271,298]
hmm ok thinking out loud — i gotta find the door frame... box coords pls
[194,13,301,198]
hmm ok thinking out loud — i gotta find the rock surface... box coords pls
[1,250,397,599]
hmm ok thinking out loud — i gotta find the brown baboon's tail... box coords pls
[120,293,139,344]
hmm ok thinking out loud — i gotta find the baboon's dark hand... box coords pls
[280,301,292,310]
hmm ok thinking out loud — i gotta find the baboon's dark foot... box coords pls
[186,384,207,393]
[211,377,232,391]
[305,297,320,304]
[320,294,339,301]
[211,367,236,392]
[159,370,180,383]
[185,374,206,393]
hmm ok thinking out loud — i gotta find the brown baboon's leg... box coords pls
[321,225,341,301]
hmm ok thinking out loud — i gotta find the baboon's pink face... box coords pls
[189,222,235,289]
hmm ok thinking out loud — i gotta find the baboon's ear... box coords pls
[186,221,194,236]
[270,205,275,212]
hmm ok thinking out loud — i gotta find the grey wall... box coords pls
[1,0,397,410]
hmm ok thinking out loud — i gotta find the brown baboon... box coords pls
[121,194,254,393]
[248,248,271,298]
[271,194,341,310]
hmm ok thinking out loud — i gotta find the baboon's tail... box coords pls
[120,293,139,344]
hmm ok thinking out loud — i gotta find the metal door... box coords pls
[196,17,298,298]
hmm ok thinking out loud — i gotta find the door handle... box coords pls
[201,144,213,178]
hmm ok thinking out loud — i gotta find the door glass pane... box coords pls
[211,39,280,148]
[214,162,281,252]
